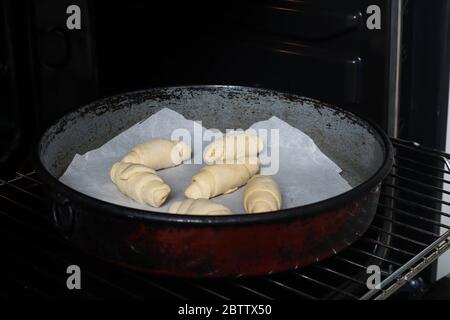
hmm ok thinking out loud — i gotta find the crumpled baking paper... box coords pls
[59,108,351,213]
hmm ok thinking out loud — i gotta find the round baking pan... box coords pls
[36,86,393,277]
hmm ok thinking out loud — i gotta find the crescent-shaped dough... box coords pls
[110,161,171,207]
[185,158,260,199]
[243,175,282,213]
[169,199,232,215]
[121,139,191,170]
[204,133,263,164]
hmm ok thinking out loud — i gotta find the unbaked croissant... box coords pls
[121,139,191,170]
[169,199,232,215]
[110,161,171,207]
[243,175,282,213]
[204,133,263,164]
[185,158,260,199]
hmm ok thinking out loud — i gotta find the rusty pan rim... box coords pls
[36,85,394,225]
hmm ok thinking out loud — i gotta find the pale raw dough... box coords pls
[169,198,232,215]
[204,133,263,164]
[110,162,171,207]
[243,175,282,213]
[121,139,191,170]
[185,158,260,199]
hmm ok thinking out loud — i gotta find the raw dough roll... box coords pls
[110,161,171,207]
[121,139,191,170]
[169,199,232,215]
[243,175,282,213]
[204,133,263,164]
[185,158,260,199]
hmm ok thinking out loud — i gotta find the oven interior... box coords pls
[0,0,449,299]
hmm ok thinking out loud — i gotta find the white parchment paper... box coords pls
[59,108,351,213]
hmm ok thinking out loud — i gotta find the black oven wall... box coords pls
[398,0,450,151]
[0,0,36,175]
[92,0,394,131]
[31,0,98,131]
[21,0,395,133]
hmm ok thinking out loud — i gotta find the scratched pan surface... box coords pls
[36,86,393,277]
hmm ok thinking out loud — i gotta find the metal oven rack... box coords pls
[0,138,449,300]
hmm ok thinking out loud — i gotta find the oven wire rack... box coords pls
[0,138,449,300]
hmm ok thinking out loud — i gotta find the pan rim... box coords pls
[35,85,394,225]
